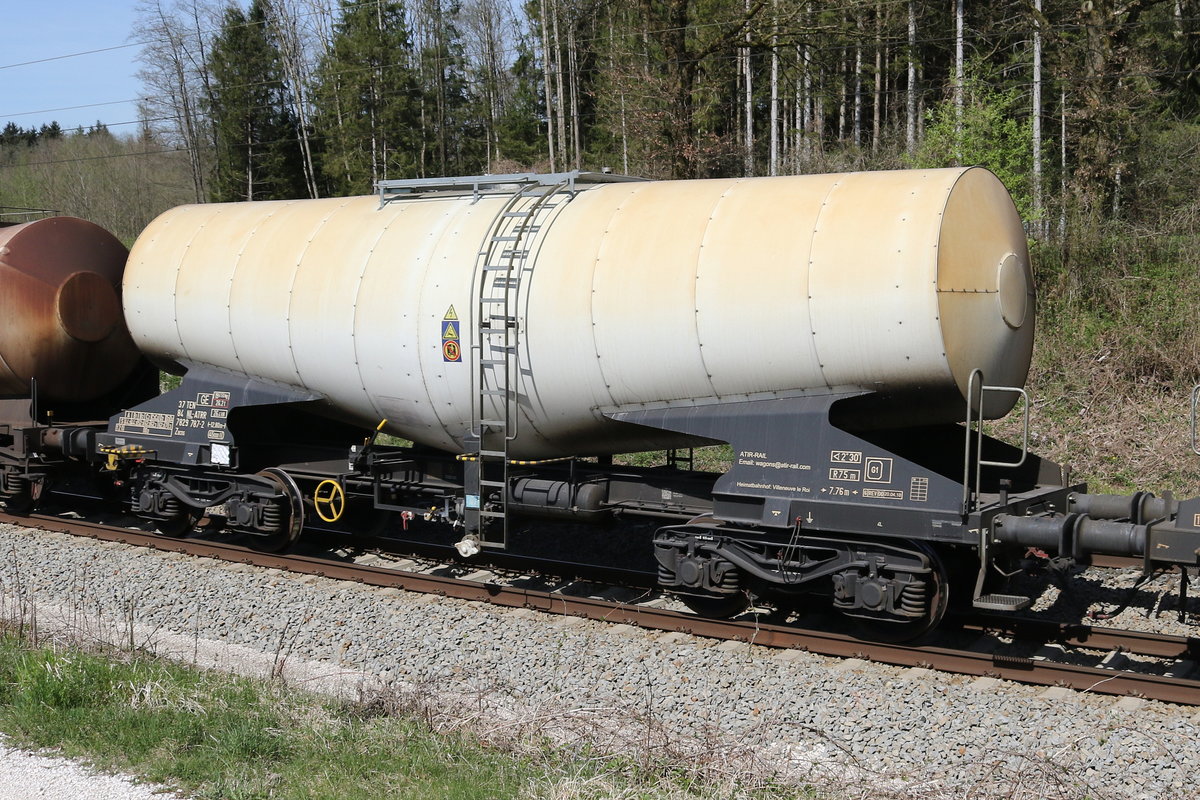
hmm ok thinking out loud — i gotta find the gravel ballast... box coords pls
[1,522,1198,800]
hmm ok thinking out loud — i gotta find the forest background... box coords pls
[1,0,1199,490]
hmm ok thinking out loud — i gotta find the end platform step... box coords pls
[974,593,1033,612]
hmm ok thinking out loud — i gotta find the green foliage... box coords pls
[312,0,422,195]
[1130,122,1200,219]
[493,39,545,168]
[0,123,40,148]
[416,0,484,177]
[911,63,1037,219]
[0,636,522,799]
[1032,219,1200,388]
[0,131,194,244]
[206,0,306,202]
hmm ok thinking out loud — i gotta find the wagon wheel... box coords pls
[850,541,950,643]
[246,468,305,553]
[154,506,201,538]
[680,591,751,619]
[674,513,751,619]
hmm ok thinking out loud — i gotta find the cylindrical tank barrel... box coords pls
[0,216,141,402]
[123,167,1035,458]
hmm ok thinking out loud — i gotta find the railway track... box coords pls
[4,508,1199,707]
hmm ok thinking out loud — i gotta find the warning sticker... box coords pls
[441,305,461,362]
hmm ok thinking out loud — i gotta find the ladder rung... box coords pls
[481,297,510,304]
[491,235,522,242]
[482,264,513,271]
[480,389,509,396]
[478,420,506,427]
[501,249,528,258]
[491,278,518,287]
[480,509,506,518]
[478,449,507,458]
[480,480,507,489]
[480,359,508,366]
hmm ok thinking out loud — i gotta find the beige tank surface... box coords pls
[0,216,140,402]
[123,167,1034,458]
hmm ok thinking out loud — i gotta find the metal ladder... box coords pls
[960,368,1030,516]
[463,180,570,548]
[962,368,1034,612]
[374,171,646,552]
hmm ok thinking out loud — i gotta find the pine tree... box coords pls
[414,0,481,176]
[494,38,545,168]
[206,0,306,202]
[312,0,422,195]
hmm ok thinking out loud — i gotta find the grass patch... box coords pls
[0,628,808,800]
[613,445,732,472]
[1014,229,1200,494]
[0,635,523,799]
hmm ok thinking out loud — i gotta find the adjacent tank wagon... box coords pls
[0,216,141,402]
[0,215,155,512]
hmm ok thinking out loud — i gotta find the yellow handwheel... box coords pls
[313,479,346,523]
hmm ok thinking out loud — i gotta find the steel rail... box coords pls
[5,510,1200,706]
[969,615,1200,660]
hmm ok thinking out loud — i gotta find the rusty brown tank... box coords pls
[0,216,141,402]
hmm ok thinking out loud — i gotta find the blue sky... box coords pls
[0,2,142,133]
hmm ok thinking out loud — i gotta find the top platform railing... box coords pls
[375,170,645,205]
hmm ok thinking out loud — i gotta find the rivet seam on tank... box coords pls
[590,196,629,398]
[174,214,215,359]
[693,184,736,397]
[808,178,841,387]
[301,207,343,369]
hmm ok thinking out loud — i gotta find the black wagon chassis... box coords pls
[77,366,1198,636]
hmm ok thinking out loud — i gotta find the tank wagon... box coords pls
[5,169,1200,637]
[0,215,156,512]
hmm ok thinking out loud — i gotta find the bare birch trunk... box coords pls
[1032,0,1043,236]
[743,0,754,175]
[1059,86,1067,240]
[568,22,581,170]
[873,2,882,154]
[954,0,964,160]
[538,0,556,171]
[853,17,862,149]
[265,0,318,198]
[551,0,568,169]
[802,3,812,162]
[906,0,916,154]
[769,0,779,176]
